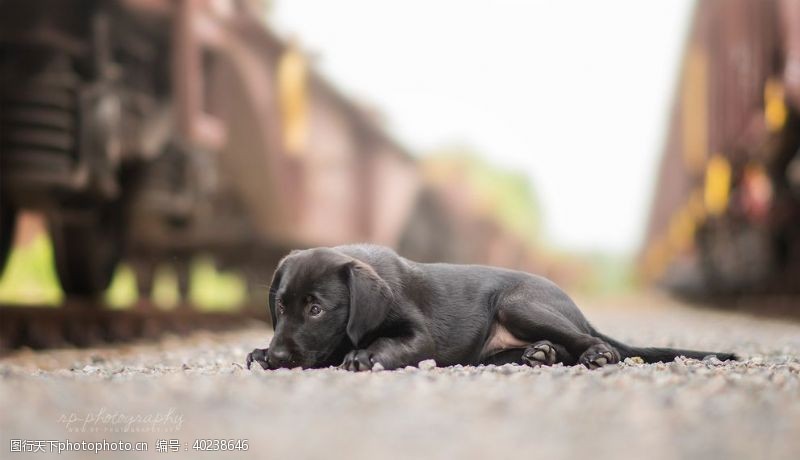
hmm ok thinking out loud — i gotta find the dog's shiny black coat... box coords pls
[246,245,736,371]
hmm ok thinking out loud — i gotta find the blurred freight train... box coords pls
[643,0,800,297]
[0,0,544,304]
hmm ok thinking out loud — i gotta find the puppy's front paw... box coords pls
[579,343,620,369]
[341,350,376,372]
[246,348,270,370]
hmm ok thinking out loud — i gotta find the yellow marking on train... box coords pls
[642,188,711,281]
[704,154,731,216]
[688,189,706,223]
[278,45,309,155]
[668,207,695,253]
[764,78,787,132]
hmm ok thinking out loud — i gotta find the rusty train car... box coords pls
[0,0,419,300]
[0,0,540,305]
[643,0,800,297]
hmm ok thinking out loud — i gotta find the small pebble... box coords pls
[418,359,437,370]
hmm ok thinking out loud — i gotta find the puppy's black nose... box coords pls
[268,346,292,368]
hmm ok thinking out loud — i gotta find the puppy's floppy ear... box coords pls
[345,260,393,347]
[268,253,295,327]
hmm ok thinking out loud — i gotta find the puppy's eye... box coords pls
[309,304,322,317]
[276,301,285,315]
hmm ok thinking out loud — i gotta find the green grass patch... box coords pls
[188,257,246,311]
[0,235,62,305]
[1,236,246,310]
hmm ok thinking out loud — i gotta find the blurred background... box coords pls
[1,0,799,346]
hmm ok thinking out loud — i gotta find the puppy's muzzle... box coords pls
[267,345,293,368]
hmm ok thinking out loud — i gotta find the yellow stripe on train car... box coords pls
[687,189,706,222]
[667,207,696,253]
[278,45,309,156]
[764,77,787,132]
[704,154,731,216]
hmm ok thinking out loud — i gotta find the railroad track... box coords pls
[0,303,269,352]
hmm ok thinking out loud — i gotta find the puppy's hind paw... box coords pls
[522,341,558,367]
[579,343,620,369]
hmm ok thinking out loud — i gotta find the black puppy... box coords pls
[246,245,736,371]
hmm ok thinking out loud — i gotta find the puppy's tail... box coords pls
[596,332,738,364]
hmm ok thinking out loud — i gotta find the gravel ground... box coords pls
[1,293,799,460]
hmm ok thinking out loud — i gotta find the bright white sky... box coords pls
[271,0,695,255]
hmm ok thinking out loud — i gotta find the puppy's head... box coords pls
[265,247,393,369]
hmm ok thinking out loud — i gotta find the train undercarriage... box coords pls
[0,0,245,301]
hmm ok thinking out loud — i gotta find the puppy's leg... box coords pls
[342,332,435,372]
[499,302,619,368]
[482,341,576,366]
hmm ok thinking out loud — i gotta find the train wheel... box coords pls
[50,206,123,299]
[0,204,17,277]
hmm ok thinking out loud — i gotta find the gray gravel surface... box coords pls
[1,293,799,460]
